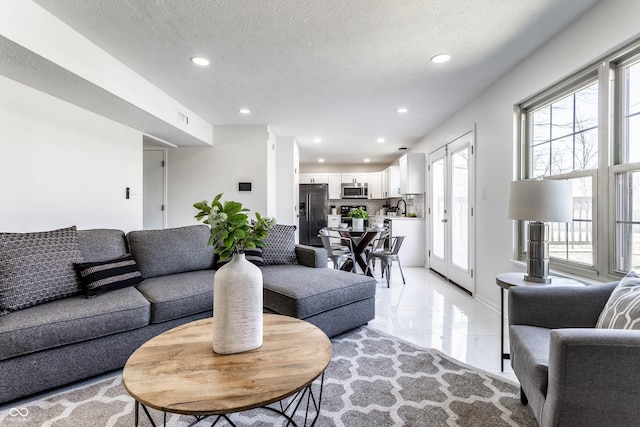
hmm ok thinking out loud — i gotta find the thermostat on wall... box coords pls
[238,182,252,192]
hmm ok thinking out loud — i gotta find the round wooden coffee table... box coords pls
[123,314,332,426]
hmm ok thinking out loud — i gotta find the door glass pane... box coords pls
[616,171,640,271]
[432,158,445,259]
[549,176,593,266]
[451,148,469,270]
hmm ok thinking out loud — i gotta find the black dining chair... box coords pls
[365,236,406,287]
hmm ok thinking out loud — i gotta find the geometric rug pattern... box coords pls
[0,327,536,426]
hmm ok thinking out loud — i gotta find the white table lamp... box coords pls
[507,179,573,283]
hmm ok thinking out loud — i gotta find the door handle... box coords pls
[441,218,448,223]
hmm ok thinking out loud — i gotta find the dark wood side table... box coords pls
[496,272,583,372]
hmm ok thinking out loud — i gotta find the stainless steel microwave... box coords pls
[341,183,368,199]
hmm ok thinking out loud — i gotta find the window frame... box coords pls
[515,39,640,282]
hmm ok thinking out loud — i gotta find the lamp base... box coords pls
[524,274,551,284]
[526,221,552,284]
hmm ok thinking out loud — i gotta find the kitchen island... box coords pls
[369,216,425,267]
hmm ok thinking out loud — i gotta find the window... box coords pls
[614,59,640,272]
[518,41,640,280]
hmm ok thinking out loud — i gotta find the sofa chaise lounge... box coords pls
[0,224,376,404]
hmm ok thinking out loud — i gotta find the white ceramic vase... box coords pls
[212,253,263,354]
[352,218,364,230]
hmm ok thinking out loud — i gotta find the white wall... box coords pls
[412,0,640,311]
[166,125,271,228]
[275,136,299,226]
[0,75,143,232]
[0,0,213,146]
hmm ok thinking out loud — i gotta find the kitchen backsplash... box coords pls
[329,194,425,218]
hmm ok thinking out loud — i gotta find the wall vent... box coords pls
[177,111,189,125]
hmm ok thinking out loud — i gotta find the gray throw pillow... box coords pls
[263,224,297,265]
[0,226,83,315]
[596,271,640,329]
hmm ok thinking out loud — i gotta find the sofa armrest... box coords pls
[508,282,617,329]
[543,328,640,426]
[295,245,327,268]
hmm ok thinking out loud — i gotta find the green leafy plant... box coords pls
[193,193,276,260]
[347,207,369,219]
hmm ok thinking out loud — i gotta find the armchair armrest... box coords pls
[508,282,617,329]
[295,244,327,268]
[544,328,640,426]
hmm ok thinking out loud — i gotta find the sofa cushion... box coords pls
[127,225,214,279]
[263,224,297,265]
[0,286,150,361]
[75,255,143,298]
[261,265,376,318]
[597,271,640,329]
[0,226,83,315]
[510,325,551,398]
[135,269,214,323]
[77,229,127,262]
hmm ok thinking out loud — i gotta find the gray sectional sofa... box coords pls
[0,224,376,404]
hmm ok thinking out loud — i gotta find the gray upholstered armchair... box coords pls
[508,282,640,427]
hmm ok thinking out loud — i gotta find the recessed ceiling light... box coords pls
[377,137,385,143]
[364,158,371,163]
[190,56,210,66]
[318,158,325,163]
[238,108,251,114]
[431,54,451,64]
[397,107,408,114]
[313,138,322,143]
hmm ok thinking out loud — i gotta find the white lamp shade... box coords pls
[507,179,573,222]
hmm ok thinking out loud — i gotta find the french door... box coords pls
[429,131,475,293]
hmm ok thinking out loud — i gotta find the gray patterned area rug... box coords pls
[0,327,536,427]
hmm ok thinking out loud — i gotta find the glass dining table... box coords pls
[322,226,388,275]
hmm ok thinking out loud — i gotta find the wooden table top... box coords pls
[122,314,332,416]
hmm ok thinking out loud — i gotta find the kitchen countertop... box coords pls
[369,215,423,220]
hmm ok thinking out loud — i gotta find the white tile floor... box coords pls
[366,263,517,382]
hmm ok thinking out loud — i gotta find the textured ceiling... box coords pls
[24,0,599,164]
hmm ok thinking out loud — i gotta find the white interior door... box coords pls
[143,149,166,230]
[429,131,475,293]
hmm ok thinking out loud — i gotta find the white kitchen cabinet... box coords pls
[369,172,383,199]
[399,153,425,194]
[300,173,329,184]
[382,166,400,198]
[388,218,425,266]
[328,173,342,199]
[341,173,369,184]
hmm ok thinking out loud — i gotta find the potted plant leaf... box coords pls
[347,207,369,230]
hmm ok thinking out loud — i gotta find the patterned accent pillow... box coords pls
[0,226,83,315]
[74,255,143,298]
[263,224,297,265]
[596,271,640,329]
[213,248,265,270]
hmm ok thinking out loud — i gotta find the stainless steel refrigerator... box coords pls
[299,184,328,246]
